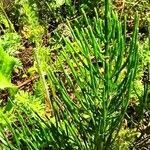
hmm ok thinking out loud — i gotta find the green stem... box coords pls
[34,46,53,117]
[100,0,110,149]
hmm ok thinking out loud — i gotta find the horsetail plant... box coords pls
[44,2,139,150]
[0,0,139,149]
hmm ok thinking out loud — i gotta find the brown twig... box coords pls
[17,75,39,89]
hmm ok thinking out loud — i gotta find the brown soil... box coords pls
[11,40,36,92]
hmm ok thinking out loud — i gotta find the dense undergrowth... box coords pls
[0,0,150,149]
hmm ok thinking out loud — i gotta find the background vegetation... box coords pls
[0,0,149,149]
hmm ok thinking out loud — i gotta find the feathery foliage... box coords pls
[0,0,141,149]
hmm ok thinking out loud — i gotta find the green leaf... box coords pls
[65,0,71,5]
[0,46,16,89]
[55,0,65,7]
